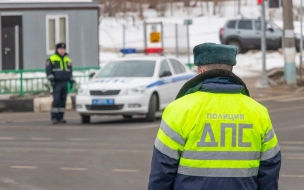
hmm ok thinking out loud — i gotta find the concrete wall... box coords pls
[1,9,99,70]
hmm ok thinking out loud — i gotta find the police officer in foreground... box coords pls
[46,43,75,124]
[148,43,281,190]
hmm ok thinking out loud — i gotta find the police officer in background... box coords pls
[46,43,75,124]
[148,43,281,190]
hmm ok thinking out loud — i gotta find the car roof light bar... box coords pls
[120,48,137,54]
[144,47,164,54]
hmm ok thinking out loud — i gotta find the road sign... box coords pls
[150,32,161,43]
[184,19,193,25]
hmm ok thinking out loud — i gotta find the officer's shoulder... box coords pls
[49,54,56,58]
[242,95,269,114]
[166,93,201,112]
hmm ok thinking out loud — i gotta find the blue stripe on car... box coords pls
[147,74,195,88]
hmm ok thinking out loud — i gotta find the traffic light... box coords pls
[257,0,263,5]
[269,0,280,8]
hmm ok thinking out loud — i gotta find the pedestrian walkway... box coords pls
[242,76,304,101]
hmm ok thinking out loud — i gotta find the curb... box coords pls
[0,95,76,113]
[0,99,34,112]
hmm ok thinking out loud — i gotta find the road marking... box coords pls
[10,166,37,169]
[0,118,50,124]
[0,137,16,140]
[281,146,304,151]
[111,169,139,172]
[0,116,79,124]
[281,174,304,178]
[1,177,19,184]
[68,138,91,142]
[60,167,88,171]
[30,138,52,141]
[268,105,304,113]
[118,124,159,130]
[286,157,304,160]
[275,125,304,131]
[277,96,304,102]
[255,94,295,102]
[280,141,304,145]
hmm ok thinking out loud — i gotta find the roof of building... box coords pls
[0,0,99,11]
[2,0,92,2]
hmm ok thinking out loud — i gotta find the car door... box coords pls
[253,20,282,49]
[157,59,174,109]
[169,58,189,99]
[236,20,256,48]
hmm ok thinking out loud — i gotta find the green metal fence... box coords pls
[0,67,100,97]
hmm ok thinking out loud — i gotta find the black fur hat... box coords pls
[193,43,237,66]
[56,43,66,49]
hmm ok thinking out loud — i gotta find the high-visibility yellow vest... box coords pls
[49,54,72,70]
[155,91,280,177]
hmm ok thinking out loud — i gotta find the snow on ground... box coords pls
[1,0,304,95]
[99,0,304,78]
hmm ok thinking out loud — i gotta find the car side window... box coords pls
[170,59,186,74]
[238,20,252,30]
[159,60,172,77]
[255,20,273,31]
[255,20,261,30]
[227,21,236,29]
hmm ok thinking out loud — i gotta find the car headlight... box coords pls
[122,86,146,95]
[77,88,89,96]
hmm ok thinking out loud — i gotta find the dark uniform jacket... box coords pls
[148,69,281,190]
[46,53,73,82]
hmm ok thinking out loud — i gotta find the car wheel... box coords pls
[146,94,157,122]
[123,115,133,119]
[227,40,242,53]
[81,114,90,124]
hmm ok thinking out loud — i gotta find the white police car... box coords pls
[76,49,195,123]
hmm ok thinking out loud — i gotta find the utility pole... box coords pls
[260,0,268,88]
[238,0,241,15]
[257,0,268,88]
[300,0,303,84]
[282,0,297,87]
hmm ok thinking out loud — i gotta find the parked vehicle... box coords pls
[76,53,195,123]
[219,18,303,53]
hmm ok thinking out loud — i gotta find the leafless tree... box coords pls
[94,0,228,19]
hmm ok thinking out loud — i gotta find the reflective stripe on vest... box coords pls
[155,91,280,177]
[177,165,259,177]
[50,54,72,70]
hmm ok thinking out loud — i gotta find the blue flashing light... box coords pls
[120,48,136,54]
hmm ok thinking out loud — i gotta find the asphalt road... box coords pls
[0,94,303,190]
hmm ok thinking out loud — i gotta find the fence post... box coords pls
[123,24,126,48]
[20,70,24,97]
[175,23,179,57]
[15,25,19,70]
[68,82,72,93]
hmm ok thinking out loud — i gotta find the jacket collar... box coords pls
[175,69,250,100]
[55,52,67,57]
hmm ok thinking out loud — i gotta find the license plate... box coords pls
[92,99,115,105]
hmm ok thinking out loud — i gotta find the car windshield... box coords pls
[268,21,281,30]
[255,20,281,30]
[95,60,156,78]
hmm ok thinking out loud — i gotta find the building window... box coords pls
[46,15,68,55]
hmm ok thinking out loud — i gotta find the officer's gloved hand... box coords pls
[70,79,75,89]
[49,79,55,86]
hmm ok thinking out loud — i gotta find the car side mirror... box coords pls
[160,71,172,77]
[267,27,274,32]
[89,72,95,79]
